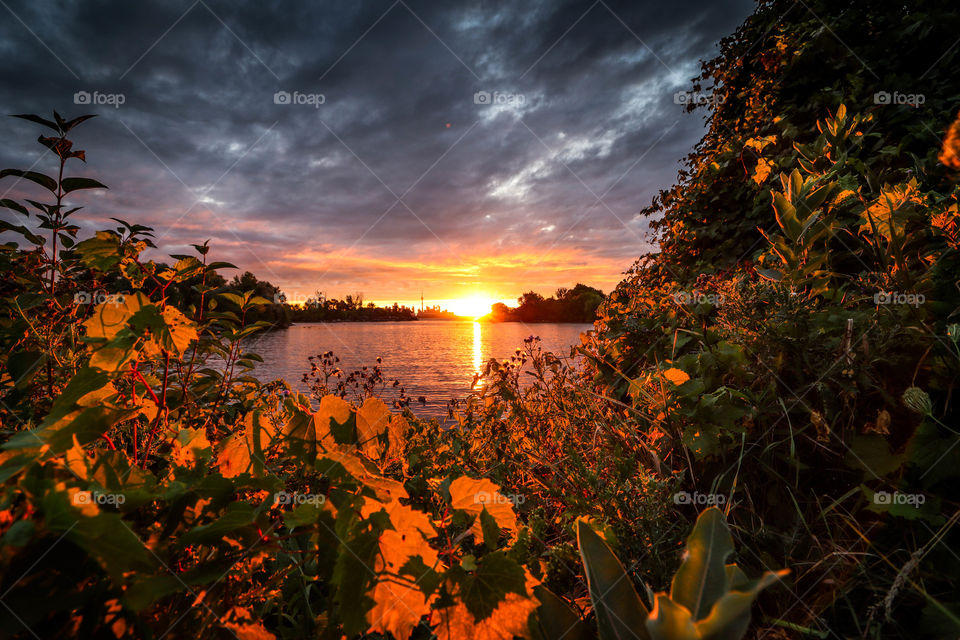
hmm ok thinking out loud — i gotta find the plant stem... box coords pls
[140,350,171,468]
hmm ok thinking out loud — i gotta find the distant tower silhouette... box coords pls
[420,290,424,312]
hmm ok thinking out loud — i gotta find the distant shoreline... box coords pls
[271,318,595,327]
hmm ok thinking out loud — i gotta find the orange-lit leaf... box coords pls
[365,499,440,640]
[449,476,518,545]
[434,572,540,640]
[218,434,251,478]
[357,396,392,458]
[220,607,276,640]
[662,368,690,386]
[752,158,774,185]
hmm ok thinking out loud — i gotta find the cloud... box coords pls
[0,0,754,300]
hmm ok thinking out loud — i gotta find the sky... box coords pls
[0,0,754,309]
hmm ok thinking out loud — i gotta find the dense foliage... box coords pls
[649,0,960,276]
[588,1,960,636]
[2,2,959,639]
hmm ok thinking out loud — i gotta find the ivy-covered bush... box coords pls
[589,98,960,637]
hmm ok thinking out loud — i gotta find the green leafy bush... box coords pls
[534,508,786,640]
[590,97,960,636]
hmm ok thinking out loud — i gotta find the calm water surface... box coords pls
[247,320,592,417]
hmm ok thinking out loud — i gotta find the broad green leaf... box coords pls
[124,304,198,355]
[1,520,35,547]
[217,292,245,307]
[725,564,749,591]
[61,177,108,193]
[313,395,358,447]
[907,422,960,485]
[8,405,133,453]
[5,350,46,389]
[0,198,28,215]
[844,435,904,478]
[577,519,652,640]
[124,574,185,612]
[38,366,112,429]
[533,586,592,640]
[0,220,45,245]
[283,502,325,528]
[206,260,237,270]
[693,570,788,640]
[74,231,122,271]
[331,524,379,636]
[0,168,57,192]
[400,555,444,597]
[87,333,139,373]
[11,113,61,132]
[281,409,315,461]
[771,192,800,240]
[71,512,155,579]
[670,507,734,621]
[646,594,698,640]
[155,306,199,354]
[62,114,97,132]
[180,502,257,545]
[480,508,500,550]
[459,551,528,621]
[755,268,783,282]
[41,489,153,579]
[171,428,213,469]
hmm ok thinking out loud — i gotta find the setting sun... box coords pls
[447,295,497,318]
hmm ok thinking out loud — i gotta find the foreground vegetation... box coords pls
[1,2,959,639]
[0,111,778,640]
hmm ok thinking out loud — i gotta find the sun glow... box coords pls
[447,295,497,319]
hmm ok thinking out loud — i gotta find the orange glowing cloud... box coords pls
[261,244,626,305]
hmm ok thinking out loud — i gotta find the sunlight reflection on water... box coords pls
[245,320,592,418]
[473,321,482,375]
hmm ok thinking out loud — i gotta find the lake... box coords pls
[246,320,593,418]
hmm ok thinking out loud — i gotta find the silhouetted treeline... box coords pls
[286,294,417,322]
[485,283,603,323]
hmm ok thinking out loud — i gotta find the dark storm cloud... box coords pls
[0,0,754,299]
